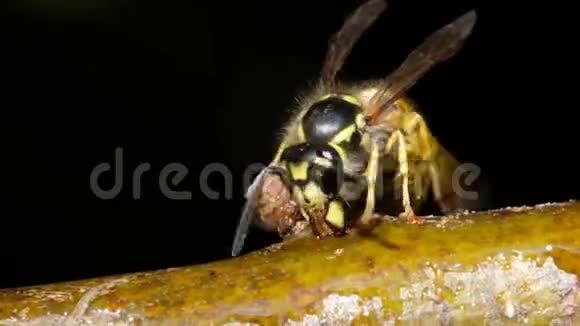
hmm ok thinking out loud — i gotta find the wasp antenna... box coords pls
[320,0,388,89]
[456,10,477,38]
[230,167,271,256]
[231,201,255,256]
[366,7,478,120]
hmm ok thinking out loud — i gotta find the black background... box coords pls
[1,0,578,288]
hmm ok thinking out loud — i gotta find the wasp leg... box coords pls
[428,163,454,213]
[357,140,382,231]
[429,163,471,214]
[390,130,425,224]
[404,113,469,214]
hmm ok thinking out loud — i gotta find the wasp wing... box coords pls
[320,0,387,90]
[367,10,477,121]
[230,166,271,256]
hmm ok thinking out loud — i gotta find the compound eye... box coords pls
[313,146,344,198]
[280,143,310,163]
[319,168,340,198]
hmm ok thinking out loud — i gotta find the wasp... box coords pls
[231,0,480,256]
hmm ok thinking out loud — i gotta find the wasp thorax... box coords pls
[301,94,366,146]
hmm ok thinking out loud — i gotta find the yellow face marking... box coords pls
[293,186,310,222]
[303,181,327,206]
[313,157,332,168]
[330,124,356,145]
[288,161,309,181]
[325,200,345,229]
[295,182,328,222]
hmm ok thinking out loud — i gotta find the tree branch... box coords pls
[1,201,579,325]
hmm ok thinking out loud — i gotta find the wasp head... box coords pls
[279,142,348,236]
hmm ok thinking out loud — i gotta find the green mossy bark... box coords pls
[0,201,579,325]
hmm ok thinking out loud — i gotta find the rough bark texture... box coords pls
[0,201,579,325]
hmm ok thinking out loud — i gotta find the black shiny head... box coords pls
[280,143,344,199]
[301,95,362,145]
